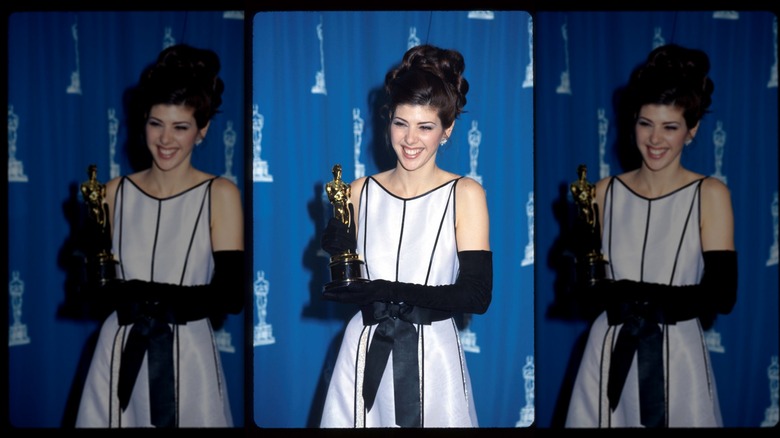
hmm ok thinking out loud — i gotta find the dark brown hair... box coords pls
[384,44,469,129]
[139,44,224,128]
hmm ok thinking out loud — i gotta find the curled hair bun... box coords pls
[141,44,224,127]
[402,44,469,104]
[385,44,469,128]
[630,44,714,126]
[148,45,223,92]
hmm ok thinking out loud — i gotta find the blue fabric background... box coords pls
[6,11,246,427]
[534,11,778,428]
[251,11,534,428]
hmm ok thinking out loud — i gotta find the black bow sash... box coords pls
[606,301,665,428]
[360,302,451,427]
[116,301,176,428]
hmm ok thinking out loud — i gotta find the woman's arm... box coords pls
[455,177,490,251]
[700,177,735,251]
[211,177,244,251]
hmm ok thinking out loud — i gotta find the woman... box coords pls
[76,44,244,428]
[565,44,737,428]
[319,44,492,428]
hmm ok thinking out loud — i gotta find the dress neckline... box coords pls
[367,175,462,201]
[612,175,705,201]
[123,175,216,201]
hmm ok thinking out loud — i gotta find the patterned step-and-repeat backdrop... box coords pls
[6,7,776,433]
[6,11,245,427]
[534,11,778,428]
[251,11,535,428]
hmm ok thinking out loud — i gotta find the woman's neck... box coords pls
[386,164,446,198]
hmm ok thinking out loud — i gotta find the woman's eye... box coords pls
[420,125,434,131]
[392,121,406,127]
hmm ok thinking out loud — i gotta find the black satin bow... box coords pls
[116,300,176,428]
[363,303,420,427]
[606,300,665,428]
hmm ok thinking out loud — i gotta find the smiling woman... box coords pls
[75,44,244,429]
[318,44,492,428]
[565,44,736,429]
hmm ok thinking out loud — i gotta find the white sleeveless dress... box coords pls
[566,177,722,427]
[76,177,233,428]
[320,176,478,428]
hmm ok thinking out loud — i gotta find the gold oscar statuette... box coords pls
[80,164,118,287]
[323,164,369,292]
[570,164,608,286]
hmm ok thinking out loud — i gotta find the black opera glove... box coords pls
[594,250,737,324]
[321,204,357,257]
[322,250,493,315]
[110,250,245,325]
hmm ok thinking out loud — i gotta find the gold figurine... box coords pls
[323,163,368,292]
[570,164,607,286]
[571,164,597,230]
[80,164,117,286]
[325,164,352,229]
[81,164,109,234]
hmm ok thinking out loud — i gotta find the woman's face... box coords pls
[634,104,698,172]
[390,104,453,172]
[145,104,209,172]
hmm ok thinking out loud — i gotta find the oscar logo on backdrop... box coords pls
[323,164,369,292]
[570,164,608,287]
[9,270,31,346]
[80,164,118,288]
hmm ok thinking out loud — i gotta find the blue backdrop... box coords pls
[534,11,779,429]
[5,11,246,428]
[6,7,777,434]
[251,11,535,428]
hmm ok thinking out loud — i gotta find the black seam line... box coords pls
[174,325,180,426]
[151,198,162,281]
[640,199,651,282]
[606,177,615,280]
[117,177,126,280]
[451,178,462,253]
[420,324,424,426]
[599,324,613,427]
[362,178,371,280]
[664,326,670,427]
[669,182,699,286]
[425,181,455,285]
[357,324,372,427]
[396,200,407,281]
[108,325,124,427]
[179,179,212,285]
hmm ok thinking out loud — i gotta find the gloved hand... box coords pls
[322,250,493,314]
[105,251,245,324]
[591,251,737,324]
[321,203,357,257]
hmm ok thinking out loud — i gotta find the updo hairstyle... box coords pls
[384,44,469,130]
[627,43,714,129]
[138,44,224,129]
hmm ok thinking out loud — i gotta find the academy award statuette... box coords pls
[323,164,369,292]
[81,164,118,287]
[570,164,608,286]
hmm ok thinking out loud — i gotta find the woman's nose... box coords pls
[404,129,417,144]
[159,127,172,144]
[649,127,661,144]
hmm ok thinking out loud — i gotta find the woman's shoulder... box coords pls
[351,175,370,188]
[456,175,485,193]
[700,175,732,203]
[455,175,487,207]
[211,175,241,198]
